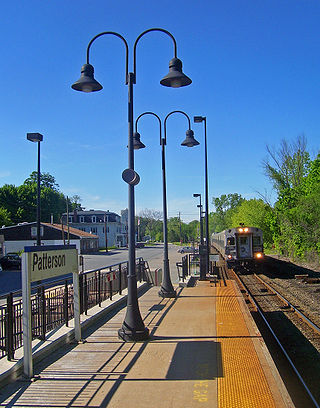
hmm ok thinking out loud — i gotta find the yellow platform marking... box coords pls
[217,282,276,408]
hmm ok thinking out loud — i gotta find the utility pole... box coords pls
[104,213,108,252]
[179,212,182,244]
[66,196,70,245]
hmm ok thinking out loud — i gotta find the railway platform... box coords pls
[0,279,295,408]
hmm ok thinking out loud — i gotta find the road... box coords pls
[0,244,182,296]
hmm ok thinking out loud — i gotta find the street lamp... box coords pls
[27,133,43,246]
[135,110,199,298]
[193,116,209,280]
[72,29,192,341]
[193,193,204,245]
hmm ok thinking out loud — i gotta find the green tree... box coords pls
[231,199,273,246]
[210,193,243,232]
[0,207,11,226]
[24,171,60,191]
[0,184,20,224]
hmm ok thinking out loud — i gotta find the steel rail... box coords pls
[254,273,320,336]
[232,269,320,408]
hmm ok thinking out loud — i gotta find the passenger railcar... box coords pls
[211,226,264,269]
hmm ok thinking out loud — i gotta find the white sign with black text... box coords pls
[22,245,79,378]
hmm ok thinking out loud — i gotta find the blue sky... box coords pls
[0,0,319,222]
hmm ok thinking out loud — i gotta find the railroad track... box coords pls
[229,267,320,408]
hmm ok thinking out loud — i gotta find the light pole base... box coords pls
[158,287,177,298]
[118,326,149,342]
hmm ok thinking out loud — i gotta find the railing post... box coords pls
[79,274,84,314]
[98,270,101,307]
[84,274,88,315]
[119,264,122,295]
[6,292,14,361]
[40,286,46,340]
[64,280,69,327]
[109,279,113,301]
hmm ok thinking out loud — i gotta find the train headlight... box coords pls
[255,252,263,259]
[238,228,243,233]
[244,227,249,232]
[227,255,232,259]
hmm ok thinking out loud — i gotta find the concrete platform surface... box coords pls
[0,280,294,408]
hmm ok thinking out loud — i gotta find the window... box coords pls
[91,216,97,223]
[68,216,73,223]
[80,216,84,223]
[227,237,235,246]
[91,227,97,234]
[253,236,261,245]
[240,237,248,245]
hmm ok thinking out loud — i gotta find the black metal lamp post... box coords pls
[193,193,204,245]
[27,133,43,246]
[71,29,192,341]
[193,116,209,280]
[134,111,199,298]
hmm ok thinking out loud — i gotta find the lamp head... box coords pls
[27,133,43,142]
[133,132,146,150]
[71,64,103,92]
[181,129,200,147]
[160,58,192,88]
[194,116,205,123]
[193,193,200,198]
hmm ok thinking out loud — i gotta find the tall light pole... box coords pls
[134,110,199,298]
[72,29,192,341]
[193,193,203,245]
[193,116,209,280]
[27,133,43,246]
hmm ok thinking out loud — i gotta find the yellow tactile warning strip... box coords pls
[216,281,277,408]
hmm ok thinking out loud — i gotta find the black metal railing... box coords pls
[0,257,149,361]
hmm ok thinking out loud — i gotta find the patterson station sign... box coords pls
[22,245,79,379]
[27,246,78,281]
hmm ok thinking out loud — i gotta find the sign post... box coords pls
[22,245,78,378]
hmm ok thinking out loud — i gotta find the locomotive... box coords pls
[211,226,264,269]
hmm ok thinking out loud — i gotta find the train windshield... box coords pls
[253,236,261,245]
[239,237,248,244]
[227,237,235,246]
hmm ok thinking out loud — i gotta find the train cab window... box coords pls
[227,237,235,246]
[253,236,261,245]
[239,237,248,244]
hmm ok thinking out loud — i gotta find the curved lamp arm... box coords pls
[86,31,129,84]
[133,28,177,83]
[163,110,191,144]
[135,112,162,145]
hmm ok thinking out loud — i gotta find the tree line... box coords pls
[209,136,320,263]
[0,172,81,226]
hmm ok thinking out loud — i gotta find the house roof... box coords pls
[42,223,98,239]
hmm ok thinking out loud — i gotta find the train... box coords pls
[211,226,264,269]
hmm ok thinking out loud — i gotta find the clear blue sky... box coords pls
[0,0,319,222]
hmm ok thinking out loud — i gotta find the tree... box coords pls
[0,172,82,225]
[231,199,273,246]
[24,171,60,191]
[0,207,11,226]
[263,135,310,194]
[138,209,163,241]
[210,193,243,232]
[0,184,20,224]
[70,195,83,211]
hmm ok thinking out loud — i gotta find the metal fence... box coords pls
[0,257,149,361]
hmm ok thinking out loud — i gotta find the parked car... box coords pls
[177,246,197,254]
[0,253,22,270]
[135,242,145,248]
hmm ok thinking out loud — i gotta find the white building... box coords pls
[61,209,128,248]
